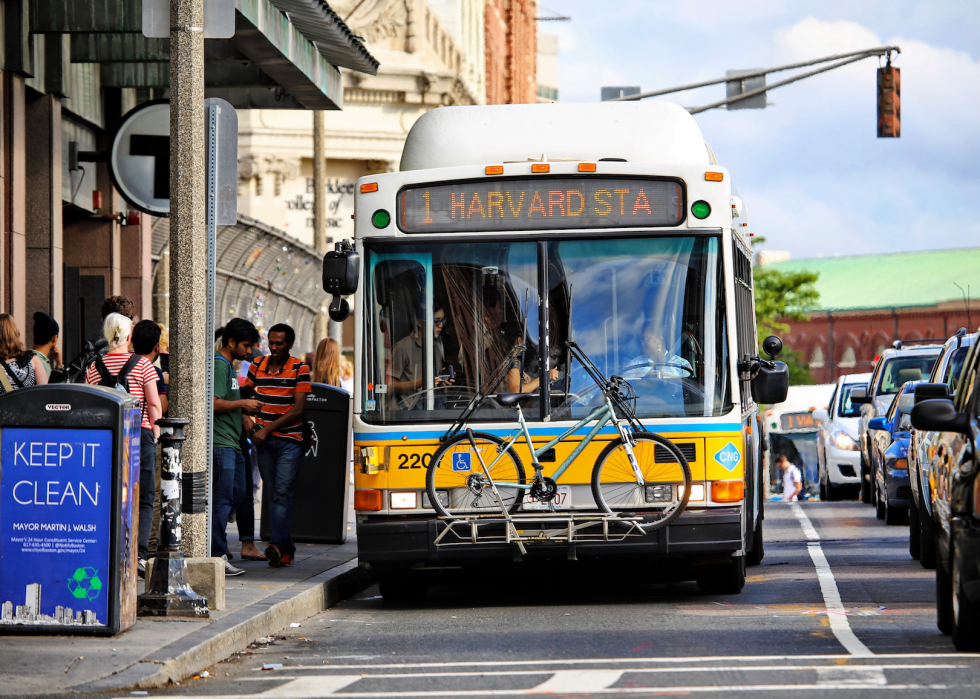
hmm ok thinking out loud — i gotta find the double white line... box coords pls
[791,502,873,656]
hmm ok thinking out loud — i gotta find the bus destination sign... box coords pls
[397,177,684,233]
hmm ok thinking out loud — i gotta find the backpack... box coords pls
[94,355,143,409]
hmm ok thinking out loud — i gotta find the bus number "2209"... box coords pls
[397,453,433,469]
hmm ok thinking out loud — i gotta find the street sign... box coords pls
[726,69,767,110]
[109,100,238,220]
[142,0,235,39]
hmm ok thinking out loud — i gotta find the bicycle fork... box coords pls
[611,399,645,487]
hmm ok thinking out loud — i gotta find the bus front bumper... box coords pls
[357,508,742,565]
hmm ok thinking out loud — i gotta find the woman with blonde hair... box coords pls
[85,312,163,577]
[0,314,48,394]
[312,337,342,387]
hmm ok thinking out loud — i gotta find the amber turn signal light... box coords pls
[704,172,724,182]
[712,480,744,503]
[360,182,379,194]
[354,489,383,511]
[530,163,550,173]
[485,165,504,175]
[578,163,597,172]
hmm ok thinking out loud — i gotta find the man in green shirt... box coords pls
[213,318,262,576]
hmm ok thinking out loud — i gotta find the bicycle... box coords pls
[425,341,692,532]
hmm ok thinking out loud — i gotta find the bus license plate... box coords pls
[523,486,571,510]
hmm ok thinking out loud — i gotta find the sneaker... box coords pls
[221,554,245,577]
[138,559,147,579]
[281,553,294,567]
[266,544,282,568]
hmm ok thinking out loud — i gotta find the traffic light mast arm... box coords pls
[608,46,900,107]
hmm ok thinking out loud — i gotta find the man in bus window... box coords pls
[391,304,452,408]
[625,327,692,378]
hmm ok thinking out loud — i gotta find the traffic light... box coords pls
[877,65,900,138]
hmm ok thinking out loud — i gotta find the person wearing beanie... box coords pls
[31,311,60,379]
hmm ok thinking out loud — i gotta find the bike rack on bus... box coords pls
[433,511,648,557]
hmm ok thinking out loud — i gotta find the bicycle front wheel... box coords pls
[591,432,692,531]
[426,431,526,518]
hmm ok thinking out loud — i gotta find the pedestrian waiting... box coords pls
[57,295,134,383]
[0,313,49,394]
[242,323,311,568]
[312,337,343,387]
[31,311,61,379]
[85,313,162,577]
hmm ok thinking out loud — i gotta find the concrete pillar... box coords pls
[24,93,62,348]
[3,73,26,329]
[153,247,170,328]
[312,110,329,349]
[168,0,209,557]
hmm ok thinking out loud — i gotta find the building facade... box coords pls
[485,0,538,105]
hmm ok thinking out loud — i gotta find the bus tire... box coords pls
[746,519,764,566]
[426,431,526,517]
[697,556,746,595]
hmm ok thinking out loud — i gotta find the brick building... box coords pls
[764,248,980,384]
[486,0,538,104]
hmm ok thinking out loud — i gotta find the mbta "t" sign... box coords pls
[109,100,173,216]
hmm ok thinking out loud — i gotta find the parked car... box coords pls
[867,380,920,524]
[853,343,943,504]
[762,384,836,499]
[909,330,976,567]
[910,338,980,650]
[812,372,871,500]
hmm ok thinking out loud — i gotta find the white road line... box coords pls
[816,667,887,686]
[528,669,624,693]
[260,675,361,697]
[791,502,874,657]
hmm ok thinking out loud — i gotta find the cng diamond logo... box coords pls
[713,442,742,472]
[452,452,472,472]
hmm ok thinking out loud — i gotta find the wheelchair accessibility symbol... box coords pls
[452,452,472,472]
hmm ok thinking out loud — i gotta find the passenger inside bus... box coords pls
[499,320,559,394]
[390,304,453,409]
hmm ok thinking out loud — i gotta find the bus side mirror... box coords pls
[762,335,782,360]
[322,240,360,322]
[849,386,871,404]
[751,361,788,405]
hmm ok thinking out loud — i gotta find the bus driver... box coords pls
[625,326,693,378]
[391,304,453,408]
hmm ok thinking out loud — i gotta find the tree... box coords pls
[753,266,820,385]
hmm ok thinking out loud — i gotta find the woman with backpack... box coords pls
[0,314,49,394]
[85,312,162,577]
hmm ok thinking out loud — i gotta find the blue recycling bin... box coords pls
[0,384,141,635]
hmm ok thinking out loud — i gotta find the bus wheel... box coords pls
[746,520,765,566]
[696,556,745,595]
[379,574,428,605]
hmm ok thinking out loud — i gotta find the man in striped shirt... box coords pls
[242,323,311,567]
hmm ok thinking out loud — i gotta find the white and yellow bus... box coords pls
[323,101,788,602]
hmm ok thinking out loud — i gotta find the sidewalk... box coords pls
[0,496,368,696]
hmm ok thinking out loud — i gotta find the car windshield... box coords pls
[838,383,865,418]
[878,354,939,395]
[361,236,732,424]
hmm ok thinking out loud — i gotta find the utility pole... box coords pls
[167,0,208,557]
[312,110,330,347]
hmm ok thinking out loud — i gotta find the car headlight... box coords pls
[831,430,858,451]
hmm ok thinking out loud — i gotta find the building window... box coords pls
[839,346,857,368]
[809,345,825,368]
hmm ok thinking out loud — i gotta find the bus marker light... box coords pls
[712,480,744,503]
[678,483,705,501]
[354,489,383,511]
[530,163,550,173]
[578,163,597,172]
[485,165,504,175]
[691,201,711,219]
[372,209,391,228]
[705,172,724,181]
[360,182,379,194]
[390,492,417,509]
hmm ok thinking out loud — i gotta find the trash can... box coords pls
[261,383,352,544]
[0,384,141,635]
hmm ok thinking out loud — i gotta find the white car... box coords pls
[812,372,872,500]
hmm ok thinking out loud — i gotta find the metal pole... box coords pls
[204,103,219,557]
[137,418,208,616]
[312,110,330,348]
[167,0,209,557]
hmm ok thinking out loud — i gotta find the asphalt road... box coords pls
[113,502,980,698]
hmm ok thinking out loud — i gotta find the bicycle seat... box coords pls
[497,392,537,407]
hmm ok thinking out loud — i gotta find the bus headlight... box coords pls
[645,485,672,502]
[677,483,705,501]
[831,430,858,451]
[390,492,418,510]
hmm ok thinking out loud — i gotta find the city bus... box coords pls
[326,101,788,602]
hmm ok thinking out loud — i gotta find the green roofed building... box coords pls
[760,247,980,384]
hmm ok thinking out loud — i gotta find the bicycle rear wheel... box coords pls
[591,431,692,531]
[426,431,526,518]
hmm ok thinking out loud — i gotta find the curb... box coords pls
[73,558,374,692]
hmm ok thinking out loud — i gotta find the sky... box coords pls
[541,0,980,260]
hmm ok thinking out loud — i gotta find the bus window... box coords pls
[363,241,539,424]
[549,236,732,420]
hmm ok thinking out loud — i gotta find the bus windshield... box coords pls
[362,235,731,424]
